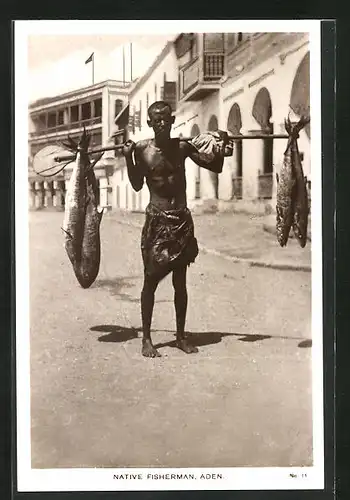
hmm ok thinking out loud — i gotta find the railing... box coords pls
[203,54,224,80]
[180,52,224,98]
[29,116,102,138]
[258,173,273,199]
[232,177,243,199]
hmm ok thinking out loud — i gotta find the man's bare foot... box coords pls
[142,339,161,358]
[176,338,199,354]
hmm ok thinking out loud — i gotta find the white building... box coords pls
[112,41,178,212]
[112,33,310,214]
[28,79,130,209]
[173,32,310,213]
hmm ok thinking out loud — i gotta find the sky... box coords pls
[27,34,173,102]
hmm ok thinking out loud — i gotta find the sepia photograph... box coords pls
[15,20,324,492]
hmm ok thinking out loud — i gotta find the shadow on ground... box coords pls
[93,276,140,302]
[93,276,171,304]
[90,325,311,349]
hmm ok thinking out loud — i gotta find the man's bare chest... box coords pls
[141,143,185,178]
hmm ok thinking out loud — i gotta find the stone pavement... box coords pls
[106,209,311,272]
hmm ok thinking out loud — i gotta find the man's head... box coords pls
[147,101,175,140]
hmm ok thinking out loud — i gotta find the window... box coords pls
[203,33,225,53]
[38,114,47,129]
[82,102,90,120]
[57,110,64,125]
[47,112,56,128]
[154,83,157,102]
[94,98,102,117]
[115,99,123,118]
[71,105,79,122]
[191,36,198,59]
[237,32,243,43]
[226,33,236,51]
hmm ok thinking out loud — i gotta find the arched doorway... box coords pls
[190,124,201,199]
[252,87,273,199]
[290,52,310,138]
[207,115,219,199]
[227,103,243,199]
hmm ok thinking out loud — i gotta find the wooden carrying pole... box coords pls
[53,133,289,163]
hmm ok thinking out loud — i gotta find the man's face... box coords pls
[147,107,174,139]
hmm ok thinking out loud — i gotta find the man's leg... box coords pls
[172,266,198,354]
[141,274,161,357]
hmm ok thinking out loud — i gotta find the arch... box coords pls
[190,124,201,199]
[190,123,200,137]
[290,52,310,138]
[227,103,243,190]
[252,87,272,130]
[227,103,242,134]
[252,88,273,180]
[208,115,218,132]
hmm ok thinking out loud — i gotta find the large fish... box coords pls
[291,116,310,248]
[61,129,104,288]
[276,115,309,247]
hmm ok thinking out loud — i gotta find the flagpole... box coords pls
[92,53,95,85]
[130,42,133,82]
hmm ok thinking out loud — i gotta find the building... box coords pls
[29,33,310,215]
[173,32,310,212]
[113,32,310,214]
[28,79,130,210]
[112,41,178,212]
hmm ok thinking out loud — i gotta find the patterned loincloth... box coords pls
[141,203,199,280]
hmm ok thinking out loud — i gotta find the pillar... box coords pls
[200,168,216,200]
[241,129,264,201]
[218,156,233,201]
[102,87,110,145]
[39,182,45,208]
[29,182,36,209]
[185,158,197,202]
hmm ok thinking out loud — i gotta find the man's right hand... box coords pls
[122,140,136,157]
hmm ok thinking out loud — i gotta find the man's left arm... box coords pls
[185,130,233,173]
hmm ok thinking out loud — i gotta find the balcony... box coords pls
[179,53,224,102]
[29,116,102,140]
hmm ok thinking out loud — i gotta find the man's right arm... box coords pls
[122,141,145,192]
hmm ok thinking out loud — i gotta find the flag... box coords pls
[85,52,94,64]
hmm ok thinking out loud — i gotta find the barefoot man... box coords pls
[122,101,232,358]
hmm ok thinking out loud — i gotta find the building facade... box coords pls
[28,80,130,210]
[29,33,310,215]
[112,41,179,212]
[112,32,310,213]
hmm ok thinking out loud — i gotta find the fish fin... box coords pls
[86,153,104,174]
[61,227,73,240]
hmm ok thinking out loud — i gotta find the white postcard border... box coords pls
[15,19,324,492]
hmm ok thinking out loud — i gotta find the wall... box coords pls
[113,46,178,212]
[221,33,310,208]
